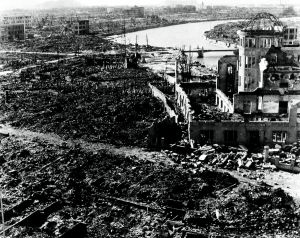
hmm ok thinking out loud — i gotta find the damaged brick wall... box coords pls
[175,83,192,123]
[234,93,300,114]
[189,118,299,146]
[216,89,234,113]
[149,82,178,121]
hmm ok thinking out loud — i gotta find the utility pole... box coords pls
[123,18,126,57]
[0,168,5,238]
[135,35,138,55]
[146,34,149,48]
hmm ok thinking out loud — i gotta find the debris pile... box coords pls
[190,102,244,122]
[166,143,277,172]
[0,136,299,237]
[215,184,299,236]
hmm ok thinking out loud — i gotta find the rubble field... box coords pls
[1,36,300,238]
[0,54,66,71]
[0,35,121,53]
[169,139,300,175]
[0,34,164,57]
[0,67,166,147]
[0,135,299,238]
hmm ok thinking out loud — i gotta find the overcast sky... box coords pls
[0,0,299,11]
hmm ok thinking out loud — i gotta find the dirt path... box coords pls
[0,123,173,165]
[263,170,300,205]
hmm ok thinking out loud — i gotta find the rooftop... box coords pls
[243,12,284,32]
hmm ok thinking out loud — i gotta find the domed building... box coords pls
[189,13,300,146]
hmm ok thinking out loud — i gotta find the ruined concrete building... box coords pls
[176,13,300,147]
[1,15,32,28]
[123,6,145,19]
[0,15,32,41]
[72,20,89,35]
[0,23,25,41]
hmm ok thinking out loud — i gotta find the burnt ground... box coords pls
[0,129,299,238]
[0,68,166,147]
[0,67,300,237]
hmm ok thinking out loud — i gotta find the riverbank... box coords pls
[204,15,300,45]
[204,21,247,45]
[105,16,245,38]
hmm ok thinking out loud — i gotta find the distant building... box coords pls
[106,7,124,14]
[175,4,196,13]
[283,26,299,46]
[282,23,300,61]
[165,0,198,7]
[72,20,89,35]
[163,5,196,14]
[0,23,25,41]
[2,15,32,28]
[124,6,145,18]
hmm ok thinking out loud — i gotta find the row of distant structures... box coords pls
[0,2,297,43]
[0,5,148,42]
[0,15,90,41]
[106,5,198,16]
[0,3,203,42]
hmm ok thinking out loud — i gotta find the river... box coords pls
[111,17,300,68]
[111,20,239,67]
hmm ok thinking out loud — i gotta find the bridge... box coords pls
[181,48,237,58]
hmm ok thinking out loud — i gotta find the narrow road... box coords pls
[0,123,172,165]
[0,50,79,57]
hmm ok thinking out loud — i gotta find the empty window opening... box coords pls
[243,101,252,114]
[297,131,300,142]
[279,82,289,88]
[199,130,214,143]
[224,130,237,144]
[272,131,287,143]
[279,101,288,114]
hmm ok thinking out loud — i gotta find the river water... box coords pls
[111,17,300,67]
[111,20,239,67]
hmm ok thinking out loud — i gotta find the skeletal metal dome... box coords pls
[244,12,284,32]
